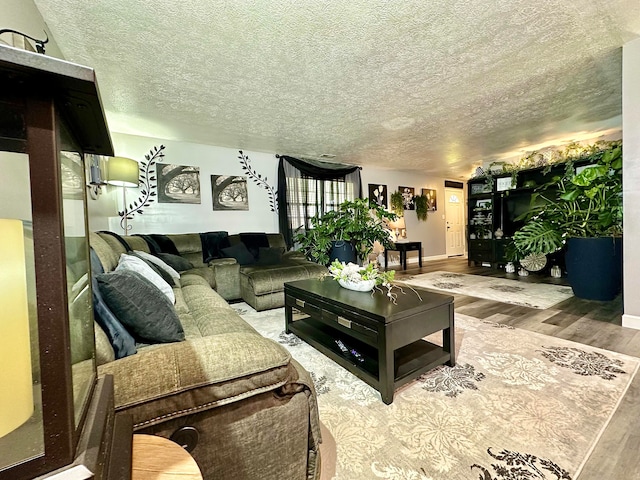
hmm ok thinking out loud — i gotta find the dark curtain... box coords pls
[277,155,362,248]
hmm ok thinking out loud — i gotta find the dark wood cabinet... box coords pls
[466,161,590,268]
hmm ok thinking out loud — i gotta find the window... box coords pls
[277,156,361,248]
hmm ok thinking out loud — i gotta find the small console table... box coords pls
[385,241,422,270]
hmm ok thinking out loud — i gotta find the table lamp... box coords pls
[389,217,406,241]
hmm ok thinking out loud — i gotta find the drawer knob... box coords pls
[295,299,305,308]
[337,316,352,328]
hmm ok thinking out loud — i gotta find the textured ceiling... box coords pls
[34,0,640,179]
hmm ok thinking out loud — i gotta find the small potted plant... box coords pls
[390,191,404,217]
[295,198,397,266]
[414,194,429,221]
[511,140,622,300]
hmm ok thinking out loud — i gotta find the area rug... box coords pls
[232,302,638,480]
[403,271,574,309]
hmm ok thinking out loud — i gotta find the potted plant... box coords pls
[511,141,622,300]
[414,194,429,221]
[295,198,397,266]
[390,191,404,217]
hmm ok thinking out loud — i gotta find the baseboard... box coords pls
[622,313,640,330]
[422,254,449,262]
[402,254,452,265]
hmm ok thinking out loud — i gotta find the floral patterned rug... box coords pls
[403,271,574,309]
[233,302,638,480]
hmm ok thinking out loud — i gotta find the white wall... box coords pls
[88,133,280,235]
[88,133,453,260]
[1,0,64,58]
[622,38,640,329]
[359,168,451,259]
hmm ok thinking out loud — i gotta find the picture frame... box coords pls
[496,176,514,192]
[211,175,249,210]
[368,183,388,208]
[421,188,437,211]
[398,186,415,210]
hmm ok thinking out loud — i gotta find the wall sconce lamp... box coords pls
[389,217,406,241]
[0,29,48,54]
[106,156,139,234]
[87,155,107,200]
[0,220,33,439]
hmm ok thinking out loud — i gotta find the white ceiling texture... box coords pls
[34,0,640,179]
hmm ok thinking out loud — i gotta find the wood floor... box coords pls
[390,256,640,480]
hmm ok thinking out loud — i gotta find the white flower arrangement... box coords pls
[327,260,421,304]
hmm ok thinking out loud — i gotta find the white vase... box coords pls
[505,262,515,273]
[518,268,529,277]
[338,279,376,292]
[550,265,562,278]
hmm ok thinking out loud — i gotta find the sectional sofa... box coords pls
[89,231,326,480]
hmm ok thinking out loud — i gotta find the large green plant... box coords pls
[512,141,622,257]
[294,198,397,265]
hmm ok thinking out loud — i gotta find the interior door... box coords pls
[445,187,465,256]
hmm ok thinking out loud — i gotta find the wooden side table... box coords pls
[132,434,203,480]
[385,241,422,270]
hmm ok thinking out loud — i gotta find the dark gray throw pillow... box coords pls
[96,270,184,344]
[256,246,284,265]
[129,252,177,286]
[156,253,193,272]
[221,242,256,265]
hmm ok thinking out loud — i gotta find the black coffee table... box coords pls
[284,278,455,404]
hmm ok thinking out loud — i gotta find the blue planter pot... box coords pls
[329,240,357,265]
[565,237,622,301]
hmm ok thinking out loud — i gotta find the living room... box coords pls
[2,1,640,480]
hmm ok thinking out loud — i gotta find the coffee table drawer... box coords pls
[286,295,321,317]
[322,309,378,344]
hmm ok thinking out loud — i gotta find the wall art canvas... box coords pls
[399,186,415,210]
[158,164,201,204]
[422,188,437,211]
[368,183,387,208]
[211,175,249,211]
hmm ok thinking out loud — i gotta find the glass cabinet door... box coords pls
[59,118,96,428]
[0,151,44,470]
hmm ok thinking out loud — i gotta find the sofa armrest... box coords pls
[208,258,237,267]
[208,261,241,300]
[98,332,293,429]
[283,250,308,261]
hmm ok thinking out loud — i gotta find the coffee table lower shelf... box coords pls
[287,317,451,403]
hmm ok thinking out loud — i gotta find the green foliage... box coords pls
[294,198,397,265]
[390,191,404,217]
[414,195,429,221]
[512,141,622,257]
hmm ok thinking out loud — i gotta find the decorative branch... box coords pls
[118,145,165,231]
[238,150,278,212]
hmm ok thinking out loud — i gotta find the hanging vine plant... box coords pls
[238,150,278,212]
[390,191,404,217]
[118,145,165,231]
[414,194,429,221]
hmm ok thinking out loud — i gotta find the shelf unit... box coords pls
[466,161,590,268]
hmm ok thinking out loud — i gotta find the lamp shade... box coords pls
[0,219,33,438]
[389,217,406,230]
[106,156,138,187]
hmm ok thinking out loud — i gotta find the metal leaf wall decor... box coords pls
[238,150,278,212]
[118,144,165,231]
